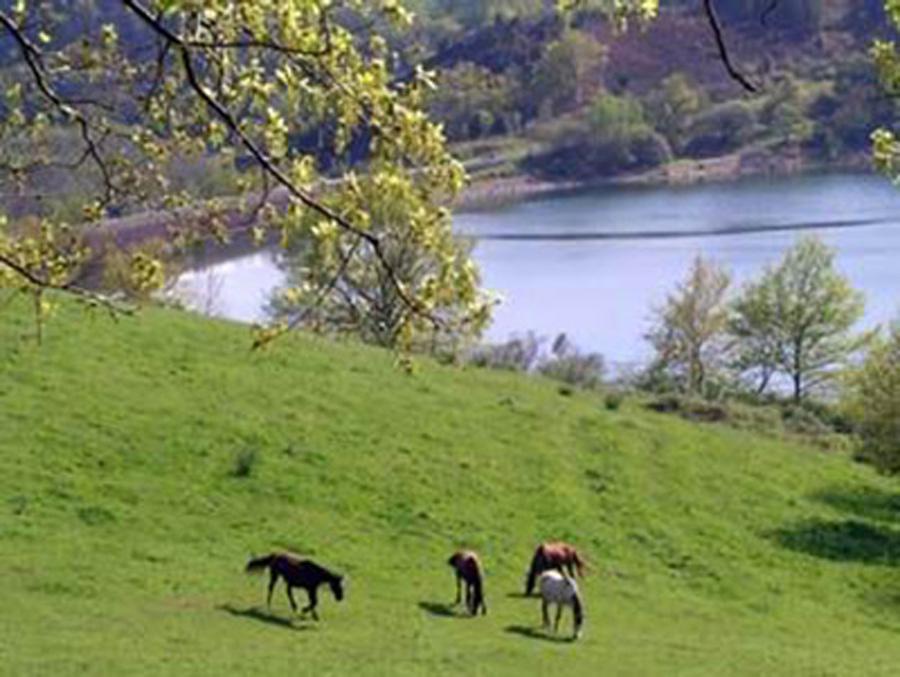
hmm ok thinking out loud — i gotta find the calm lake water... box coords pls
[177,173,900,370]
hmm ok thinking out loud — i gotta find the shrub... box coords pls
[538,333,605,390]
[604,391,625,411]
[683,101,757,158]
[231,448,259,478]
[468,332,543,372]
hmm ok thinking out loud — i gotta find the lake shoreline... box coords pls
[455,150,873,212]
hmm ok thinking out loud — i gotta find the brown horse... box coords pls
[246,553,344,620]
[524,542,587,596]
[447,550,487,615]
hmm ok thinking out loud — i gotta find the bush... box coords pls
[538,333,605,390]
[604,392,625,411]
[468,332,543,372]
[683,101,757,158]
[231,448,259,478]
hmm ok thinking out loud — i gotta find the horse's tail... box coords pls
[572,549,588,578]
[245,553,276,574]
[525,546,544,595]
[571,590,584,636]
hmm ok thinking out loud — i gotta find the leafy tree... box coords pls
[762,75,814,145]
[644,73,705,152]
[427,63,518,140]
[538,332,605,389]
[728,276,783,396]
[870,3,900,177]
[0,1,492,350]
[269,179,486,352]
[526,89,670,179]
[844,320,900,475]
[732,237,868,403]
[588,91,647,142]
[531,29,606,117]
[683,101,757,158]
[645,256,732,397]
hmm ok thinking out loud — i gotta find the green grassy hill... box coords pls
[1,299,898,675]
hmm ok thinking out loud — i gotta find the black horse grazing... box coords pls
[245,553,344,620]
[447,550,487,616]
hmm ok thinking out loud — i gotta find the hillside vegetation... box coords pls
[1,301,898,675]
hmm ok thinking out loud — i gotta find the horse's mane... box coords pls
[307,559,343,582]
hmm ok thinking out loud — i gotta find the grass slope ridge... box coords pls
[1,301,898,675]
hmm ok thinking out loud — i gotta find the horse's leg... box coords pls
[302,587,320,620]
[286,585,298,613]
[266,571,278,609]
[554,604,563,632]
[465,582,473,614]
[541,600,550,628]
[454,573,461,605]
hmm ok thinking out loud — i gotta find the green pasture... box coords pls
[1,299,898,675]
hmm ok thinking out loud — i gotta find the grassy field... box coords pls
[1,299,898,675]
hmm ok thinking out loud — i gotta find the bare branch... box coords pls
[0,10,116,205]
[702,0,758,93]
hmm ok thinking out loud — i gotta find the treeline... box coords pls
[415,3,895,180]
[469,236,899,476]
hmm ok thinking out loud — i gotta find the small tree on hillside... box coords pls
[645,256,732,397]
[731,237,868,402]
[729,273,784,396]
[844,320,900,475]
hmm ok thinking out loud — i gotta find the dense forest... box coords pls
[400,0,896,181]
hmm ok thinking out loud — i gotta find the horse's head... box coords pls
[330,575,345,602]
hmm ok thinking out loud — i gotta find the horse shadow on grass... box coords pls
[218,604,315,631]
[417,601,466,618]
[504,625,576,644]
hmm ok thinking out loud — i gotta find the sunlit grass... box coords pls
[1,298,898,675]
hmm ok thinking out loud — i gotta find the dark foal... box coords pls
[447,550,487,615]
[246,553,344,620]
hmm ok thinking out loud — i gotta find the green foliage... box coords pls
[646,256,732,397]
[761,75,814,146]
[421,0,545,27]
[531,29,606,118]
[604,390,625,410]
[644,73,705,152]
[684,101,758,158]
[537,332,605,390]
[427,63,520,140]
[526,92,670,179]
[0,1,491,351]
[844,321,900,475]
[872,4,900,177]
[588,91,647,142]
[730,237,869,403]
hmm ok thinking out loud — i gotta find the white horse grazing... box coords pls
[538,570,584,639]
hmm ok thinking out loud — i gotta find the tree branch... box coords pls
[702,0,758,93]
[121,0,432,330]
